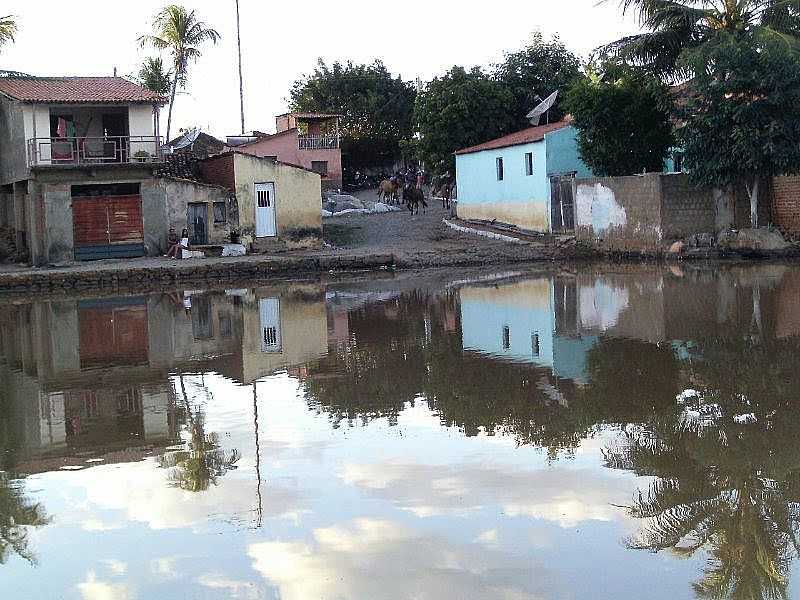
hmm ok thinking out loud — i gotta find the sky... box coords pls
[1,1,640,140]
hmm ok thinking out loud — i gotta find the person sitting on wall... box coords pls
[165,228,189,259]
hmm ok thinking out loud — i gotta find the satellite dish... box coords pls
[526,90,559,126]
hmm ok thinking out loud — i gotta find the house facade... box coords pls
[199,151,322,247]
[455,121,592,233]
[227,112,343,191]
[0,76,166,264]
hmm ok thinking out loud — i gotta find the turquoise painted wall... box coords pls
[545,126,593,178]
[460,289,556,368]
[455,139,549,207]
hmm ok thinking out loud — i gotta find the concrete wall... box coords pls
[660,174,715,238]
[575,174,664,251]
[456,140,550,231]
[236,132,342,190]
[232,153,322,241]
[160,177,231,245]
[128,104,158,157]
[0,97,30,184]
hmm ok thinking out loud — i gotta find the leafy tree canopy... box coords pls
[289,59,416,172]
[415,66,515,173]
[492,32,583,124]
[565,63,674,176]
[678,37,800,193]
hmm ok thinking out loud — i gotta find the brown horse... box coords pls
[403,185,428,215]
[432,175,455,210]
[378,179,402,205]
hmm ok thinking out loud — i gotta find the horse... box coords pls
[403,184,428,215]
[432,174,455,210]
[378,179,402,205]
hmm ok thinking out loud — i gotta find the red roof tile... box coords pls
[0,77,167,104]
[455,121,572,155]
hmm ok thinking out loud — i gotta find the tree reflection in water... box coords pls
[0,473,49,565]
[158,375,240,492]
[604,336,800,600]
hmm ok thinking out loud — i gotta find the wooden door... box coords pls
[549,176,575,233]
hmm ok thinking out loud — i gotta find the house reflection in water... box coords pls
[0,284,328,474]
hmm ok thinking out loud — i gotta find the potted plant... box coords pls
[229,229,241,244]
[133,150,152,163]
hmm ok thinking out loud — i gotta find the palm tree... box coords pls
[0,15,17,52]
[138,5,220,143]
[599,0,800,80]
[136,57,173,97]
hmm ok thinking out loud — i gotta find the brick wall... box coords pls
[660,174,715,238]
[771,176,800,237]
[200,154,236,191]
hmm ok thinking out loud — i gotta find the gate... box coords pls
[187,203,208,245]
[72,194,145,260]
[550,176,575,233]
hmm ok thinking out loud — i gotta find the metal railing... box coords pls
[298,134,340,150]
[26,136,164,167]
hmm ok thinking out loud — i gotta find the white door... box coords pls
[255,183,277,237]
[260,298,282,353]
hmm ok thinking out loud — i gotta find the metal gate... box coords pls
[550,176,575,233]
[72,194,145,260]
[187,203,208,245]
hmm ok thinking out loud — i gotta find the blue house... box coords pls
[455,121,592,233]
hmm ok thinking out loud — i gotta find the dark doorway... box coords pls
[187,203,208,245]
[550,175,575,233]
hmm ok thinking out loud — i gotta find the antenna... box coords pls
[526,90,558,126]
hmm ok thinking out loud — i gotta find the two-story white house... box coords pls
[0,76,167,264]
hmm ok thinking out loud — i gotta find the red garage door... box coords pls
[72,194,145,260]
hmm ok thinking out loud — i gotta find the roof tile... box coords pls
[455,121,572,155]
[0,76,166,104]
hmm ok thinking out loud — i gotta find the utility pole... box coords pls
[235,0,246,134]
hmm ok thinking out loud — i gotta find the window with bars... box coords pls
[257,188,271,207]
[525,152,534,176]
[496,157,504,181]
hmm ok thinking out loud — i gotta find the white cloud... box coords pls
[77,571,134,600]
[196,574,262,599]
[248,518,560,600]
[341,460,633,528]
[100,559,127,576]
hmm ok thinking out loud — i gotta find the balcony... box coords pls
[26,136,164,167]
[298,134,340,151]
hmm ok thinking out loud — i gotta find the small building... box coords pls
[199,151,322,248]
[166,128,225,157]
[0,75,166,263]
[227,112,343,191]
[455,121,592,233]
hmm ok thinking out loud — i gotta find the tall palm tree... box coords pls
[136,57,174,97]
[599,0,800,80]
[0,15,17,52]
[138,5,220,143]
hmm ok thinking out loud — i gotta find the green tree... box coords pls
[565,65,674,176]
[678,38,800,227]
[289,60,416,175]
[0,15,17,51]
[135,56,174,97]
[601,0,800,226]
[415,66,515,173]
[492,32,583,125]
[0,474,49,565]
[138,5,220,143]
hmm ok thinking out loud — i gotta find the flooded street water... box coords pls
[2,264,800,599]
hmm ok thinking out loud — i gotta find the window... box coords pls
[311,161,329,176]
[502,325,511,350]
[531,332,540,357]
[672,152,684,173]
[213,201,227,223]
[525,152,534,176]
[257,188,271,207]
[496,157,504,181]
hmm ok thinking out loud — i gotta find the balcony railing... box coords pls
[26,136,164,167]
[298,134,340,150]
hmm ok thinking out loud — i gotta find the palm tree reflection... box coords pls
[158,375,240,492]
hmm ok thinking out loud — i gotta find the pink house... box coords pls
[228,113,343,190]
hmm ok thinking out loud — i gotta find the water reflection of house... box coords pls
[459,276,599,385]
[0,285,328,472]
